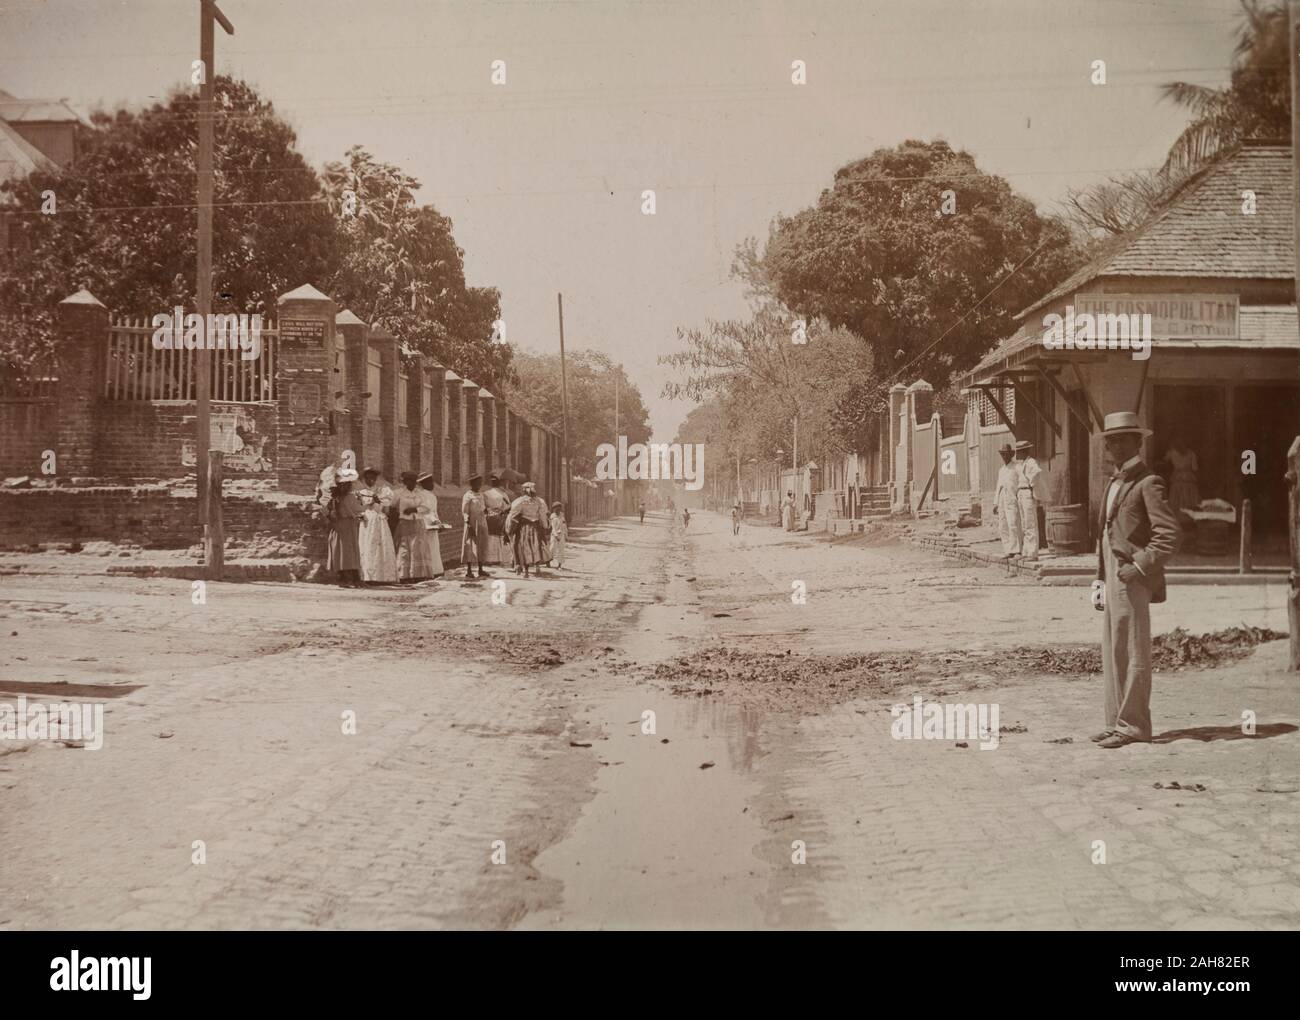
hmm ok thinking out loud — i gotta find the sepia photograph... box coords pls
[0,0,1297,987]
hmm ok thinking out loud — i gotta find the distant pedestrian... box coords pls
[506,481,550,578]
[327,468,363,588]
[992,442,1021,558]
[357,468,398,583]
[460,474,491,580]
[548,501,568,568]
[730,501,741,535]
[781,490,796,531]
[682,507,691,529]
[638,499,646,524]
[1014,440,1042,561]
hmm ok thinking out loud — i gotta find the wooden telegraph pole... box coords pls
[557,293,572,510]
[1289,2,1300,668]
[196,1,234,573]
[614,366,620,515]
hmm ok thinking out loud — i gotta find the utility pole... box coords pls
[1289,2,1300,666]
[196,0,234,566]
[614,366,620,515]
[557,293,571,509]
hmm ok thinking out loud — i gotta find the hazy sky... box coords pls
[1,0,1245,437]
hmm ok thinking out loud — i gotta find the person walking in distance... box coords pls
[991,442,1021,558]
[638,499,646,524]
[548,501,568,569]
[506,481,551,578]
[682,506,691,529]
[1013,440,1042,560]
[1092,412,1179,749]
[730,500,742,535]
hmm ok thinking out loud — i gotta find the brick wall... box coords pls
[0,400,57,477]
[95,401,278,479]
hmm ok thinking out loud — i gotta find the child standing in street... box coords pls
[548,501,568,569]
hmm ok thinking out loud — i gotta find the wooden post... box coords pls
[1239,498,1253,575]
[1287,437,1300,670]
[205,450,224,577]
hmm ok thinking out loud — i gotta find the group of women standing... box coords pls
[324,466,567,587]
[323,466,448,588]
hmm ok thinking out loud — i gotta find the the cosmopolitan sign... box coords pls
[1073,293,1238,339]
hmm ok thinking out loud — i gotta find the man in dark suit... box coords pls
[1093,412,1180,749]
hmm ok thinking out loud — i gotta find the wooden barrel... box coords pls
[1046,503,1088,554]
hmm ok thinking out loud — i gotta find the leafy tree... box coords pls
[0,77,339,367]
[321,146,507,388]
[759,139,1079,389]
[1161,0,1288,175]
[501,348,651,476]
[1065,1,1288,238]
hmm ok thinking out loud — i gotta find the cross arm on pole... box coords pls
[203,0,235,35]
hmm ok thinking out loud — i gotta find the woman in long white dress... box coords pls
[357,468,398,584]
[417,473,446,577]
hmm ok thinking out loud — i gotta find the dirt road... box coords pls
[1,510,1296,929]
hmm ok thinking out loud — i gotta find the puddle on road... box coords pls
[520,688,771,930]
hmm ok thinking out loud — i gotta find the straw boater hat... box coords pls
[1100,411,1152,437]
[337,468,359,483]
[1013,440,1034,452]
[416,471,434,485]
[997,442,1014,455]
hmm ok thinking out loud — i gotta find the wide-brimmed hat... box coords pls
[416,471,434,484]
[551,501,563,510]
[1013,440,1034,452]
[337,468,359,483]
[997,442,1014,455]
[362,466,380,477]
[467,474,483,485]
[522,481,537,492]
[1100,411,1152,437]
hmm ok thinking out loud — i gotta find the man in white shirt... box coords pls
[1013,440,1042,560]
[1092,412,1179,749]
[991,442,1021,557]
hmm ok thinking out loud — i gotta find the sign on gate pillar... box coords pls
[276,283,338,494]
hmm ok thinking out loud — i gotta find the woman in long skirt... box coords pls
[357,468,398,583]
[506,481,550,578]
[417,473,447,577]
[327,470,363,587]
[393,472,436,581]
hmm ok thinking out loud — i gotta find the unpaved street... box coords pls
[1,512,1297,930]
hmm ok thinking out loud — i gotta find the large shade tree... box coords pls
[0,77,338,366]
[759,139,1079,390]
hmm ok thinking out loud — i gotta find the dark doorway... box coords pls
[1233,384,1300,542]
[1152,385,1227,505]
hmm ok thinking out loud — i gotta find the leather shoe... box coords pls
[1090,730,1115,742]
[1097,733,1142,749]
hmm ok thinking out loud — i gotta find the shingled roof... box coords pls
[963,143,1295,384]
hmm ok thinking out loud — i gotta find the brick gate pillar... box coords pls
[370,326,399,479]
[444,371,463,484]
[55,289,109,482]
[335,309,368,471]
[462,378,480,481]
[276,283,338,494]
